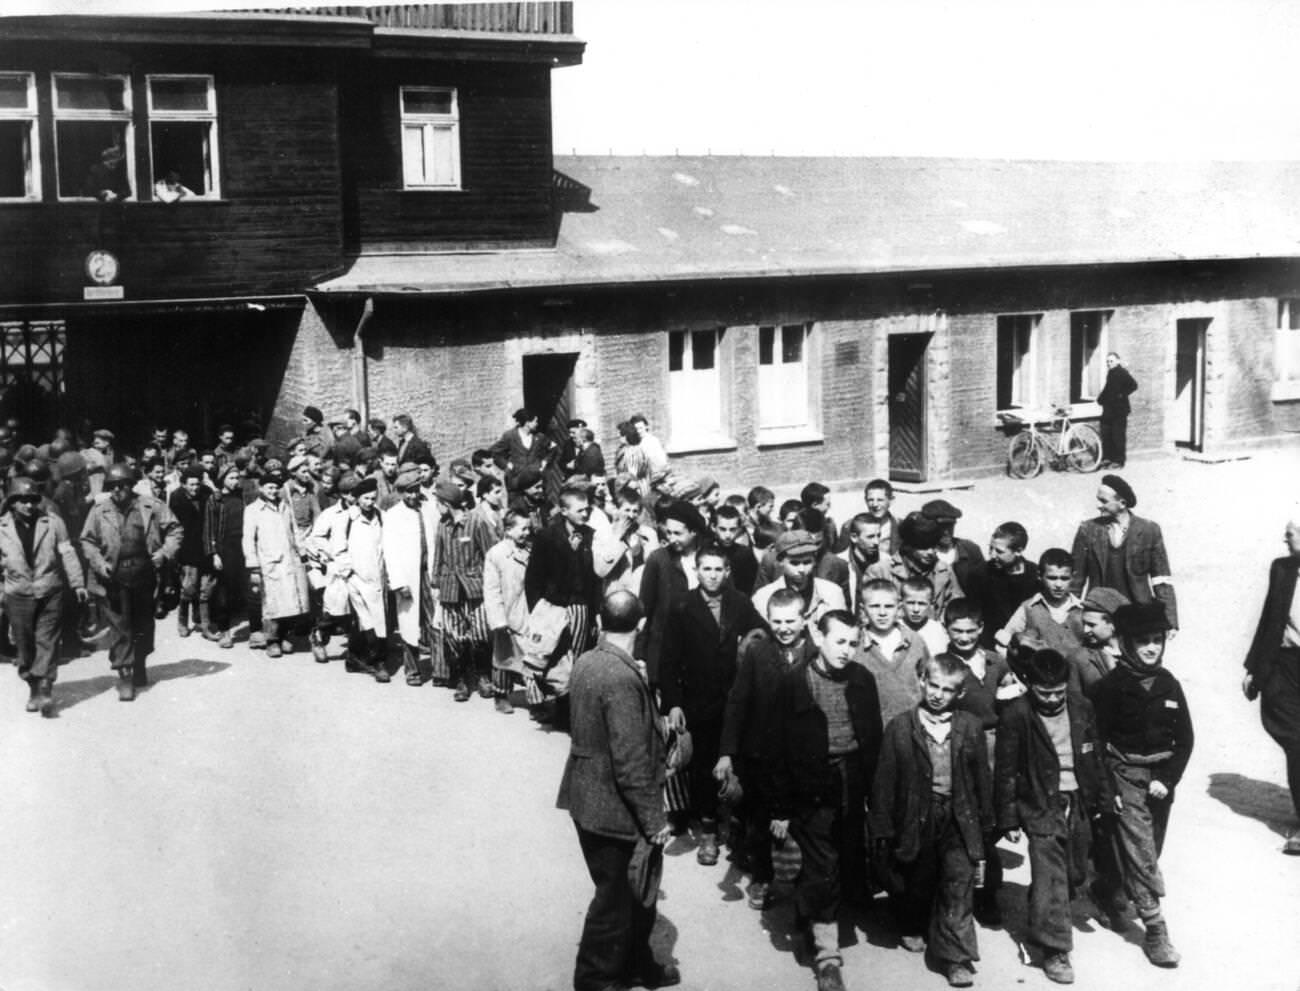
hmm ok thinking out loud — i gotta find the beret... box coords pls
[261,468,287,486]
[774,528,819,558]
[660,500,706,533]
[182,464,208,480]
[1100,473,1137,509]
[434,479,466,507]
[514,466,543,490]
[899,512,943,550]
[1082,587,1130,616]
[1114,601,1171,638]
[352,476,378,497]
[337,472,361,495]
[395,467,423,491]
[302,405,324,425]
[286,455,309,472]
[921,498,962,521]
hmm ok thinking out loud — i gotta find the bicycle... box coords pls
[996,405,1103,478]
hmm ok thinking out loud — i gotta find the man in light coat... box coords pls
[383,466,439,686]
[0,476,86,714]
[242,467,311,658]
[304,472,357,663]
[483,507,532,714]
[332,475,388,682]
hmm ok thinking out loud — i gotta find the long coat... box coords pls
[383,498,439,645]
[242,497,311,620]
[483,537,530,667]
[305,502,351,615]
[556,638,667,841]
[638,545,696,684]
[659,586,763,727]
[331,506,386,636]
[1243,554,1300,752]
[1069,514,1178,628]
[1097,365,1138,419]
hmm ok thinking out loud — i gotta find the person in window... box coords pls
[83,146,131,202]
[153,169,195,203]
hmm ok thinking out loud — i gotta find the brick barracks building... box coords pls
[4,5,1300,485]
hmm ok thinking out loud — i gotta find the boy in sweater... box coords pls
[857,578,930,727]
[871,652,993,988]
[995,648,1113,985]
[997,548,1084,657]
[1092,602,1193,968]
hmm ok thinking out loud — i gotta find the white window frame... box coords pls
[997,313,1042,412]
[757,322,823,444]
[400,86,461,190]
[0,72,40,201]
[51,72,134,201]
[668,327,732,450]
[1070,310,1110,403]
[1273,298,1300,401]
[146,74,220,200]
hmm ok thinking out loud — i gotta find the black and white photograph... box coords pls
[0,1,1298,989]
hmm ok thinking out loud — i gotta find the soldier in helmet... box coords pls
[79,463,181,700]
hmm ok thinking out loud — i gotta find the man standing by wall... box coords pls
[1097,352,1138,469]
[557,589,678,991]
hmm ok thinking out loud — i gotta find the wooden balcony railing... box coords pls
[244,3,574,34]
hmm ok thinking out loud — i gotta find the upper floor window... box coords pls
[996,313,1041,410]
[0,73,39,201]
[53,73,133,201]
[1070,310,1110,403]
[400,87,460,189]
[758,323,820,437]
[147,75,220,200]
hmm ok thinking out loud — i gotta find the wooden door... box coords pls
[889,334,928,482]
[523,352,578,494]
[1173,319,1207,450]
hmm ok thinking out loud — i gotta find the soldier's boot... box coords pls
[132,656,148,688]
[117,668,136,702]
[177,600,191,637]
[34,678,54,717]
[199,602,221,642]
[24,677,41,712]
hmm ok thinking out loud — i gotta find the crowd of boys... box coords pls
[0,407,1198,991]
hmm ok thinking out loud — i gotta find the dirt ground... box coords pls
[1,446,1298,991]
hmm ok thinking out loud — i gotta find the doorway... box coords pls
[522,352,579,493]
[1173,318,1208,451]
[888,334,929,483]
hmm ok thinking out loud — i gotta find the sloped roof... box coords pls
[315,156,1300,295]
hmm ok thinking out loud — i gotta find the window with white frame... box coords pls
[1070,310,1110,403]
[1276,299,1300,382]
[996,313,1041,410]
[0,73,39,200]
[758,322,818,433]
[400,87,460,189]
[669,328,726,443]
[53,73,133,200]
[147,75,219,199]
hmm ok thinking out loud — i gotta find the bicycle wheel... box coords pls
[1065,424,1102,473]
[1007,432,1043,479]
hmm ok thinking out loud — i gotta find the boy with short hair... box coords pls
[1092,602,1193,968]
[857,578,930,727]
[963,522,1040,650]
[871,653,993,988]
[995,648,1113,985]
[716,587,816,909]
[901,575,948,658]
[997,548,1084,657]
[746,485,781,550]
[837,513,882,617]
[769,610,883,991]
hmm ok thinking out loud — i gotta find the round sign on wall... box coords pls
[85,249,120,286]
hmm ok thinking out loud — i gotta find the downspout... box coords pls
[352,296,374,423]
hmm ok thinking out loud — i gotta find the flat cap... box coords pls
[774,528,820,558]
[1114,601,1171,638]
[261,468,287,486]
[434,479,465,507]
[899,512,943,550]
[921,499,962,521]
[395,467,423,491]
[286,454,309,472]
[1082,587,1130,616]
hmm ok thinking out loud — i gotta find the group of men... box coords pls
[558,469,1205,991]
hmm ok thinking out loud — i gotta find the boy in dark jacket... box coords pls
[1092,602,1193,969]
[870,652,993,988]
[995,648,1113,985]
[769,610,883,991]
[715,587,816,909]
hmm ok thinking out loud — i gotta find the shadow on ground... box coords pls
[1207,771,1297,837]
[53,658,231,713]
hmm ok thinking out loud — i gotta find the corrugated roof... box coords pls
[314,156,1300,295]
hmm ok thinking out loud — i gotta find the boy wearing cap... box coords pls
[752,529,847,633]
[769,610,883,991]
[168,464,215,638]
[922,500,985,595]
[1091,602,1193,968]
[1070,476,1177,633]
[1068,587,1129,698]
[996,549,1085,658]
[284,455,321,544]
[994,648,1113,985]
[242,468,312,658]
[431,478,497,701]
[866,512,964,620]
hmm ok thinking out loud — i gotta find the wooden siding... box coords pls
[253,3,574,34]
[0,44,345,304]
[341,59,555,250]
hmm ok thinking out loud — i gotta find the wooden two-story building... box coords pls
[4,5,1300,485]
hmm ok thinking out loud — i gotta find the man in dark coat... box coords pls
[1243,514,1300,855]
[557,590,678,991]
[1096,352,1138,469]
[1069,475,1177,631]
[659,544,764,865]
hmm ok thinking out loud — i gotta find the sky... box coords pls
[7,0,1300,161]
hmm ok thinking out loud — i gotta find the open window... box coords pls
[147,75,220,199]
[0,73,39,200]
[52,73,133,200]
[1070,310,1110,403]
